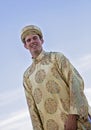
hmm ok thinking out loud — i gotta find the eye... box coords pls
[26,38,31,42]
[33,36,38,40]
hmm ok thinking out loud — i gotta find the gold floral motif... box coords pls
[60,98,70,111]
[44,98,57,114]
[31,113,43,130]
[61,55,68,69]
[51,67,61,79]
[46,119,59,130]
[35,69,46,83]
[46,80,60,94]
[26,97,33,108]
[33,88,42,104]
[60,112,67,122]
[28,63,35,76]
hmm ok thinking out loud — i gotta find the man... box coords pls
[20,25,91,130]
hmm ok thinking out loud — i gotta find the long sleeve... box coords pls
[55,53,89,119]
[23,74,44,130]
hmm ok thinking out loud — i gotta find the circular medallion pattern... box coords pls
[44,98,57,114]
[46,80,60,94]
[51,67,60,79]
[35,69,46,83]
[34,88,42,104]
[46,119,59,130]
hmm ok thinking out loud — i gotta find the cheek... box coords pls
[38,43,42,48]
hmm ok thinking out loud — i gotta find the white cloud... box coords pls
[0,110,33,130]
[74,54,91,72]
[0,110,26,127]
[0,89,33,130]
[0,88,23,107]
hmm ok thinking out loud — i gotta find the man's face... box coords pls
[24,34,44,55]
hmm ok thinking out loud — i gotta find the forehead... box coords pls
[25,34,39,40]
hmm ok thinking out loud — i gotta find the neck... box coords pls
[31,49,43,59]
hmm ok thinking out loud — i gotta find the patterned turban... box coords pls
[21,25,43,43]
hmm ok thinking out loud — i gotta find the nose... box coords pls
[31,38,35,43]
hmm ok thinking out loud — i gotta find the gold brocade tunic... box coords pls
[23,50,91,130]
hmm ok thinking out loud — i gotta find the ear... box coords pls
[24,43,28,49]
[41,38,44,44]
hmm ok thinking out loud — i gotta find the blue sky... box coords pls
[0,0,91,130]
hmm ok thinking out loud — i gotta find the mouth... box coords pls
[31,43,38,49]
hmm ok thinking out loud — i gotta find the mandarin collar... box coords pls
[32,50,46,63]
